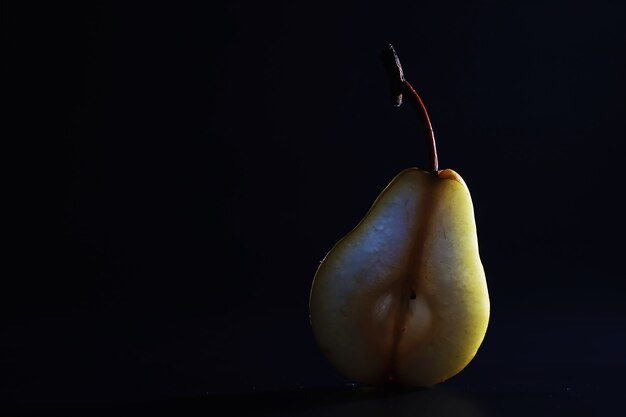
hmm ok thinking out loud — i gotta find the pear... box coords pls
[308,45,489,387]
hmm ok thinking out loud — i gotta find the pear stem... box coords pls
[380,44,439,173]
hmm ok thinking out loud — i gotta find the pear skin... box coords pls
[309,168,489,387]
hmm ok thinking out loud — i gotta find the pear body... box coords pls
[309,168,489,387]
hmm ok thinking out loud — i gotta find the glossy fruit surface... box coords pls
[309,167,489,386]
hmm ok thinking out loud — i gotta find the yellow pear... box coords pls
[309,45,489,387]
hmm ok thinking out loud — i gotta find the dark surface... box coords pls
[3,0,626,415]
[2,368,623,417]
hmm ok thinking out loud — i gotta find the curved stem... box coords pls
[402,80,438,172]
[380,44,439,172]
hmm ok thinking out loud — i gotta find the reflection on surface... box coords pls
[6,374,619,417]
[199,383,609,417]
[285,387,485,417]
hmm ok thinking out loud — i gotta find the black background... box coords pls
[3,1,626,415]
